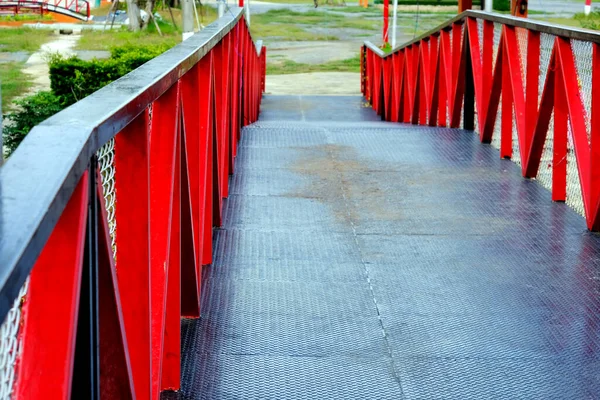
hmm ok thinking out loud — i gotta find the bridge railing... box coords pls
[363,11,600,231]
[0,8,264,399]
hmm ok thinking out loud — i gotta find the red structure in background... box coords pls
[5,10,265,399]
[0,0,90,20]
[383,0,388,44]
[362,10,600,231]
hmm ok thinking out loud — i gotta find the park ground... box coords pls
[0,0,597,108]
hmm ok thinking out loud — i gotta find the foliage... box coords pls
[0,14,52,21]
[4,43,172,156]
[49,43,172,105]
[76,26,179,51]
[574,11,600,30]
[493,0,510,11]
[2,92,64,154]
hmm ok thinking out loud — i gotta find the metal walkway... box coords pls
[180,95,600,399]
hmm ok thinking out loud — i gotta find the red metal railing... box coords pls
[0,9,264,399]
[0,0,90,19]
[363,11,600,231]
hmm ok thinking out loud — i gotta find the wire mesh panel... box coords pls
[538,33,554,106]
[571,39,593,140]
[535,112,555,195]
[0,281,28,400]
[567,123,586,215]
[98,139,117,256]
[492,23,502,68]
[516,27,528,89]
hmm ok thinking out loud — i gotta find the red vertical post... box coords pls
[149,83,180,399]
[114,110,152,400]
[482,20,494,117]
[203,54,217,264]
[161,124,181,391]
[97,183,136,400]
[501,41,513,159]
[458,0,473,12]
[383,0,389,44]
[16,172,89,400]
[526,30,540,156]
[180,65,202,311]
[553,60,568,202]
[591,43,600,228]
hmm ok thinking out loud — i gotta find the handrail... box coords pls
[0,8,251,324]
[362,10,600,232]
[366,10,600,58]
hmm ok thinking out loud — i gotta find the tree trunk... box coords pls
[126,0,142,31]
[142,0,155,29]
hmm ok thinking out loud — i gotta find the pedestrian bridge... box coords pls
[1,7,600,400]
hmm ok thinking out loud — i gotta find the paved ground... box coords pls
[179,95,600,399]
[265,72,361,94]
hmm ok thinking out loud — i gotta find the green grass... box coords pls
[252,9,345,25]
[250,23,339,41]
[0,62,33,109]
[0,28,54,52]
[250,8,380,37]
[267,54,361,74]
[79,5,218,51]
[77,24,180,50]
[0,14,52,21]
[326,5,381,13]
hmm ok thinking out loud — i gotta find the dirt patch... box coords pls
[287,144,403,224]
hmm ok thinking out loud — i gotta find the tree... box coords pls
[126,0,142,31]
[142,0,156,29]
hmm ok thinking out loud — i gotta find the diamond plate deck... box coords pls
[180,95,600,399]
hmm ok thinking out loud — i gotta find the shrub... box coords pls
[493,0,510,11]
[574,11,600,30]
[49,43,172,106]
[3,91,64,155]
[4,43,173,156]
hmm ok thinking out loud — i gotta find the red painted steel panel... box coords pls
[501,41,513,159]
[553,59,568,202]
[149,83,180,399]
[114,109,152,400]
[161,121,181,391]
[181,65,204,275]
[97,179,136,400]
[557,38,593,218]
[591,44,600,228]
[16,172,88,400]
[180,125,201,317]
[197,54,215,266]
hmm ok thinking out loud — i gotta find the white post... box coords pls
[391,0,398,48]
[182,0,194,40]
[245,0,250,25]
[484,0,492,12]
[585,0,591,15]
[218,0,225,17]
